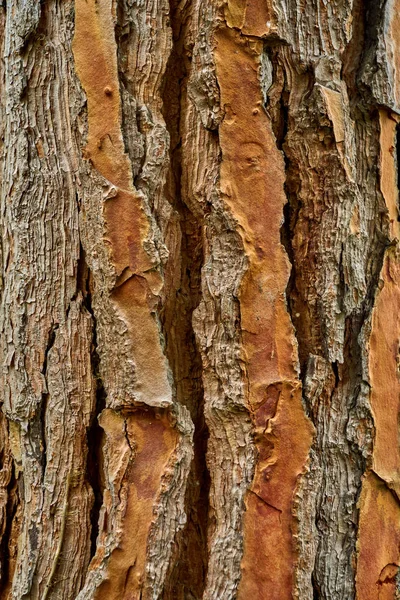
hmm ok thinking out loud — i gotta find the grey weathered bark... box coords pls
[0,0,400,599]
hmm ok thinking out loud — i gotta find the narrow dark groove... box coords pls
[40,392,49,480]
[264,47,289,152]
[159,1,210,597]
[363,0,387,51]
[265,47,312,380]
[396,124,400,214]
[0,444,19,598]
[41,325,58,377]
[331,362,340,387]
[312,572,321,600]
[69,238,105,572]
[69,215,106,566]
[86,314,106,560]
[81,265,106,561]
[269,20,390,594]
[273,60,305,377]
[40,324,58,479]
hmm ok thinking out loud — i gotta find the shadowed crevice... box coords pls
[80,256,106,563]
[0,433,20,599]
[265,27,390,596]
[72,241,106,566]
[160,1,210,597]
[396,123,400,212]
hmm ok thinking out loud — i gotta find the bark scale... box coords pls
[0,1,399,599]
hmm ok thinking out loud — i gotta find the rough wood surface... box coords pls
[0,1,400,599]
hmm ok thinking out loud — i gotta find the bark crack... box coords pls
[84,279,106,563]
[248,490,282,516]
[73,228,106,568]
[40,324,59,481]
[160,1,210,596]
[0,438,19,599]
[263,22,390,596]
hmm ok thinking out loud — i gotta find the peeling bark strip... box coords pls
[73,0,171,406]
[72,0,193,598]
[213,20,313,599]
[356,111,400,600]
[1,0,400,599]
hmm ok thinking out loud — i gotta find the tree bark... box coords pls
[0,0,400,599]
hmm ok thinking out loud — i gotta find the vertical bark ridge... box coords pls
[186,4,256,599]
[356,105,400,598]
[0,1,97,598]
[261,2,396,599]
[213,11,313,599]
[355,16,400,598]
[73,0,194,598]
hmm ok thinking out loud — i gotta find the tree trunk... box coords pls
[0,0,399,598]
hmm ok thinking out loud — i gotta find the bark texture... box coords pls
[0,0,400,599]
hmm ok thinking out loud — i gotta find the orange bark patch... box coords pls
[214,25,313,599]
[95,409,178,600]
[356,117,400,598]
[379,111,399,240]
[73,0,171,404]
[357,472,400,600]
[72,0,131,190]
[224,0,276,36]
[112,277,172,407]
[368,249,400,488]
[73,0,149,274]
[242,0,274,37]
[240,383,313,599]
[214,27,298,390]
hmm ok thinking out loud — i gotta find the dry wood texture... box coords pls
[0,0,400,599]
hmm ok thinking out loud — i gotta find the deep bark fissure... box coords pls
[160,2,210,596]
[39,392,48,482]
[83,280,106,563]
[72,214,106,567]
[396,124,400,207]
[40,326,58,378]
[40,324,59,480]
[362,0,388,76]
[268,49,306,378]
[0,455,19,599]
[312,572,321,600]
[86,339,106,562]
[73,238,106,567]
[266,13,393,593]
